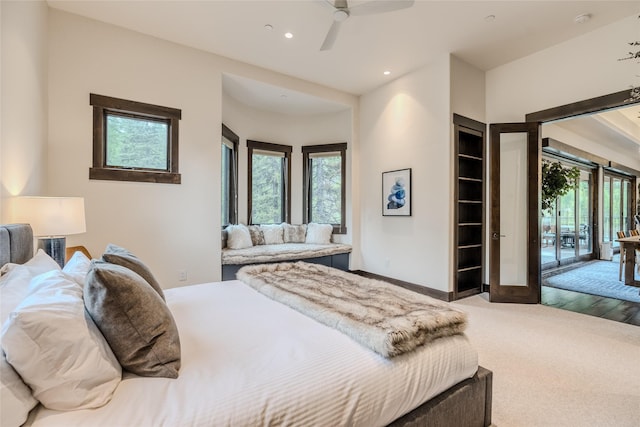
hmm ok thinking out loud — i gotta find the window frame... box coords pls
[302,143,347,234]
[247,140,292,225]
[221,124,239,227]
[603,169,634,246]
[89,93,182,184]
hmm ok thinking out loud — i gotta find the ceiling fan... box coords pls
[320,0,415,51]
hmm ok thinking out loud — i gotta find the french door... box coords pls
[489,122,540,303]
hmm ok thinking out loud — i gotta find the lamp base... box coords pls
[38,237,66,268]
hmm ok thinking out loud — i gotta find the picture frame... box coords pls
[382,168,411,216]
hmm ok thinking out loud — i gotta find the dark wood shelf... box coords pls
[458,265,482,273]
[453,114,486,300]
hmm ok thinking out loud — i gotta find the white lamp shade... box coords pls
[13,197,86,237]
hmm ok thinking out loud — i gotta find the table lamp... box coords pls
[13,197,86,267]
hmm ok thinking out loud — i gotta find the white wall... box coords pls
[1,0,49,221]
[486,13,640,279]
[357,54,486,293]
[41,9,356,288]
[359,54,453,292]
[222,93,353,244]
[450,55,486,125]
[487,13,640,171]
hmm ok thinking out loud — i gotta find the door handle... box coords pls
[492,232,506,240]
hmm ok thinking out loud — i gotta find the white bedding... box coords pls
[28,280,477,427]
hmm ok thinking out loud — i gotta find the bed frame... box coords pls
[1,223,492,427]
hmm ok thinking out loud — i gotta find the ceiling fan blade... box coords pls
[320,21,341,51]
[349,0,414,16]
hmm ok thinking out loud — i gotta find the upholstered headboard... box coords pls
[0,224,34,268]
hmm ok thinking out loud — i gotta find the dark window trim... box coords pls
[222,124,239,226]
[247,140,292,224]
[302,143,347,234]
[89,93,181,184]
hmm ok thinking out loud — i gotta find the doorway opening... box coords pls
[526,89,640,325]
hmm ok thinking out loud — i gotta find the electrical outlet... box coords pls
[178,270,188,281]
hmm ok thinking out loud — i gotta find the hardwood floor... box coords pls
[542,285,640,326]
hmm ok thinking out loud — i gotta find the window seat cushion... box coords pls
[222,243,352,266]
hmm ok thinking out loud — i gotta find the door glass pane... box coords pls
[612,178,621,247]
[541,203,557,266]
[578,170,592,256]
[499,133,528,286]
[559,187,576,260]
[622,180,630,233]
[604,176,611,243]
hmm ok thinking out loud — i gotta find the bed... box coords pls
[1,224,492,427]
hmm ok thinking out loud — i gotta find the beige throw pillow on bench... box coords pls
[283,224,307,243]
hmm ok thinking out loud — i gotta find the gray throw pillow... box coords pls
[247,225,265,246]
[84,261,181,378]
[102,243,165,301]
[283,224,307,243]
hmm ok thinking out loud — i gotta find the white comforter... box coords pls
[28,280,478,427]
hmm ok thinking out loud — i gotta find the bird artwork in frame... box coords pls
[382,168,411,216]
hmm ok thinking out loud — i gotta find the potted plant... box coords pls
[541,160,580,212]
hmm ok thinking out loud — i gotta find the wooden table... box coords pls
[616,236,640,288]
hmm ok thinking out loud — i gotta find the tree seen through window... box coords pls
[106,114,168,170]
[309,154,341,224]
[251,152,284,224]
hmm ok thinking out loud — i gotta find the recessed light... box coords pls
[484,14,496,22]
[574,13,591,24]
[383,71,391,76]
[264,24,273,31]
[284,32,293,39]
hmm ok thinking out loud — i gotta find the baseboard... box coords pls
[351,270,453,301]
[482,283,490,293]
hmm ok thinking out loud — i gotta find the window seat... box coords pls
[222,243,352,281]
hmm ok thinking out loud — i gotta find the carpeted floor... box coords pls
[543,258,640,303]
[453,294,640,427]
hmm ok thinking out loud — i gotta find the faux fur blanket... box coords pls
[237,262,467,358]
[222,243,352,265]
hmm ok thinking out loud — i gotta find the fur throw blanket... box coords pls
[237,262,467,358]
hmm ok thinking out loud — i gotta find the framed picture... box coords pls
[382,168,411,216]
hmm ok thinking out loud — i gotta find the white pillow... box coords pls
[261,224,284,245]
[0,251,60,427]
[1,270,122,410]
[226,224,253,249]
[1,249,60,277]
[62,250,92,285]
[1,266,39,427]
[305,223,333,244]
[1,352,36,427]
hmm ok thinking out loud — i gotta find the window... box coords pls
[248,140,291,224]
[302,143,347,234]
[603,171,633,248]
[221,124,238,226]
[540,156,594,269]
[89,93,181,184]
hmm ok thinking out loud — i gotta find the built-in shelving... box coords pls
[453,114,486,300]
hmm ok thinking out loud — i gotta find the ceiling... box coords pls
[553,104,640,154]
[47,1,640,153]
[48,1,638,95]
